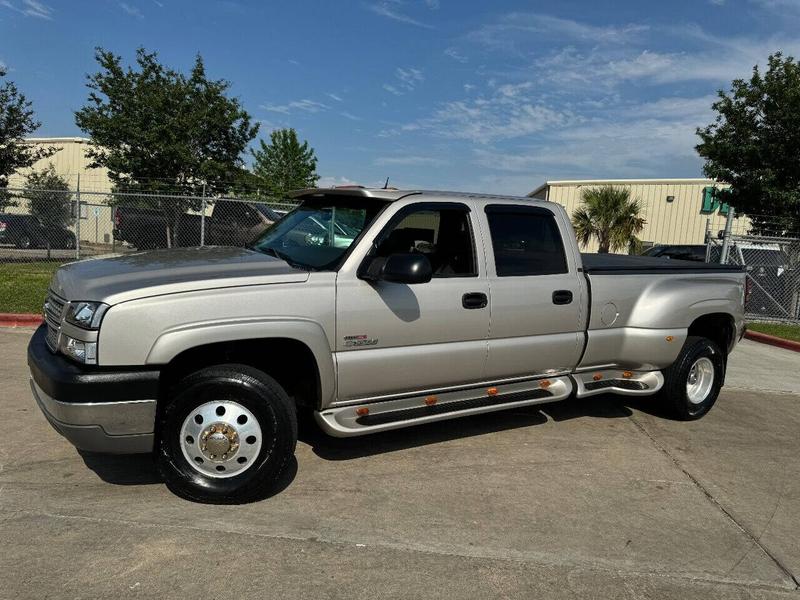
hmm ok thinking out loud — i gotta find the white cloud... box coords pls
[366,1,433,28]
[444,47,468,63]
[423,0,439,8]
[383,67,424,95]
[326,92,344,102]
[340,111,362,121]
[119,2,144,18]
[1,0,53,19]
[470,13,648,53]
[260,99,329,114]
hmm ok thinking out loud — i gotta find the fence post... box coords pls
[200,184,206,247]
[704,218,711,262]
[75,175,81,260]
[719,207,735,264]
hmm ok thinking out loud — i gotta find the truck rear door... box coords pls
[479,203,586,380]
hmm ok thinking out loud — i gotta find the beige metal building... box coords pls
[529,178,736,253]
[7,137,112,192]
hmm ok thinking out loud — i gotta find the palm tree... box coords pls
[571,185,646,253]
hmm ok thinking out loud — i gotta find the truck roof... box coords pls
[290,187,543,204]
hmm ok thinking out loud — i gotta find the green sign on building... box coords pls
[700,186,730,216]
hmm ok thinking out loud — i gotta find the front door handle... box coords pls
[462,292,488,309]
[552,290,573,305]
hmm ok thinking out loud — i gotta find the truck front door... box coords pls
[335,202,490,402]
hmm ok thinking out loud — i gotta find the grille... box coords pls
[43,291,66,352]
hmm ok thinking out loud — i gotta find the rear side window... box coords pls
[485,206,568,276]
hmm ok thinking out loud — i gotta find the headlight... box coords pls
[64,301,108,330]
[60,335,98,364]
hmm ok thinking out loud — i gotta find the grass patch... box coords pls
[747,321,800,342]
[0,262,61,313]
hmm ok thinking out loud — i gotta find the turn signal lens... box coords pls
[622,371,633,379]
[665,336,674,342]
[592,373,603,381]
[539,380,552,389]
[425,395,438,406]
[356,407,369,416]
[487,387,498,396]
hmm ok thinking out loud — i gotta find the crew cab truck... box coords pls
[28,188,746,503]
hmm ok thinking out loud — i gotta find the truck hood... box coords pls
[50,246,309,305]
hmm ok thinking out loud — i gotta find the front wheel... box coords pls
[659,336,725,420]
[156,364,297,504]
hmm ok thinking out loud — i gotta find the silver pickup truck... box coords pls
[28,188,746,503]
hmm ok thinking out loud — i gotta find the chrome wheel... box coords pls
[180,400,263,478]
[686,357,715,405]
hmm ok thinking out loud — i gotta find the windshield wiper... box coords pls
[255,245,310,271]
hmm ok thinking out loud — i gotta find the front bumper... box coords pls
[27,325,160,454]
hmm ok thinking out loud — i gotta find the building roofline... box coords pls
[23,137,91,144]
[528,178,718,197]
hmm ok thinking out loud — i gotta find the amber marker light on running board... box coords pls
[539,380,552,389]
[622,371,633,379]
[356,407,369,416]
[487,387,498,396]
[593,373,603,381]
[425,395,438,406]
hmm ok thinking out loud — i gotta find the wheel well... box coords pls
[159,338,321,410]
[688,313,735,355]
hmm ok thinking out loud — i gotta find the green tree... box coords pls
[0,68,56,211]
[75,47,258,245]
[252,128,318,197]
[572,185,646,253]
[697,52,800,233]
[25,164,72,228]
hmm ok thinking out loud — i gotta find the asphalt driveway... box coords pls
[0,328,798,599]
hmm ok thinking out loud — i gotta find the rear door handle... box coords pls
[552,290,573,305]
[462,292,488,309]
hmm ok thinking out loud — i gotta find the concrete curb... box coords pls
[0,313,43,328]
[744,329,800,353]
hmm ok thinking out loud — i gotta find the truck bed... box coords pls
[581,253,743,274]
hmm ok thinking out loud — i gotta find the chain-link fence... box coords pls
[706,215,800,324]
[0,186,298,263]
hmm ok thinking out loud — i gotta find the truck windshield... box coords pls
[250,197,388,270]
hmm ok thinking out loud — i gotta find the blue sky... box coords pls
[2,0,800,194]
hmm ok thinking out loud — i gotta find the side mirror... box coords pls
[364,253,432,284]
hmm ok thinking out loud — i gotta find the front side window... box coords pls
[485,206,567,276]
[251,198,387,270]
[373,206,476,277]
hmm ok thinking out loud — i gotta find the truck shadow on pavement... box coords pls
[76,394,670,496]
[301,393,672,461]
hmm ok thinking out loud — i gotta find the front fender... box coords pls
[146,317,336,406]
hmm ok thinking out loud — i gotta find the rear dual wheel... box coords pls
[156,364,297,504]
[660,336,725,420]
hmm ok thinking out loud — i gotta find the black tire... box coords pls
[156,364,297,504]
[64,235,76,250]
[15,234,32,249]
[659,336,725,420]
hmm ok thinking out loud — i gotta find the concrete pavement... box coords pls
[0,329,798,599]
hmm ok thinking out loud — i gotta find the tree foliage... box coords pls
[74,47,259,244]
[0,68,55,211]
[252,128,318,197]
[24,164,72,228]
[572,185,646,253]
[696,52,800,233]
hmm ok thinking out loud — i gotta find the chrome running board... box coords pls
[572,370,663,398]
[315,376,573,437]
